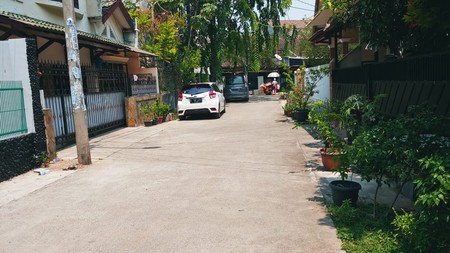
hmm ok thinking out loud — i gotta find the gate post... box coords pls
[43,108,56,161]
[365,64,374,100]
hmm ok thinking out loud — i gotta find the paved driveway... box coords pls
[0,96,342,252]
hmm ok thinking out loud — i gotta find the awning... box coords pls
[306,9,332,28]
[309,23,332,44]
[126,46,157,57]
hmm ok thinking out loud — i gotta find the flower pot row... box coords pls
[144,113,176,127]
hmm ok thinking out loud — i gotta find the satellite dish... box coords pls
[274,54,282,61]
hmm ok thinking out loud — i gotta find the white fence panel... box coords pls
[45,92,125,139]
[45,95,75,137]
[86,92,125,128]
[306,64,330,102]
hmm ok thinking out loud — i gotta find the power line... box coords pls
[295,0,315,8]
[290,6,314,12]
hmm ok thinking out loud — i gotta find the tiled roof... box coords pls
[101,0,117,8]
[0,10,123,47]
[279,20,308,29]
[0,11,156,57]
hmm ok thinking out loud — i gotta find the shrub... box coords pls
[393,153,450,253]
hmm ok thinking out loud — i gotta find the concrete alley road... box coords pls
[0,96,342,253]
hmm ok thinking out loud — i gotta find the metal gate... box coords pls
[39,62,128,149]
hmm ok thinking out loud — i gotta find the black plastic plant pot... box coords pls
[329,180,362,206]
[144,121,154,127]
[292,109,309,122]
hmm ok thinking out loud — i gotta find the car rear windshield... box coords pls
[227,76,245,85]
[182,84,212,95]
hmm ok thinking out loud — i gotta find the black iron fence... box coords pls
[39,62,128,96]
[332,51,450,118]
[38,61,128,149]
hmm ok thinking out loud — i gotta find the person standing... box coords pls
[271,78,278,95]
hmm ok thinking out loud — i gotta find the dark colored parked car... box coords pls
[223,74,249,102]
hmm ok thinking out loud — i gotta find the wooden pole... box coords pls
[62,0,91,165]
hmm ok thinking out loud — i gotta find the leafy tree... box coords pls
[126,0,296,87]
[402,0,450,54]
[323,0,450,56]
[323,0,409,55]
[297,27,330,67]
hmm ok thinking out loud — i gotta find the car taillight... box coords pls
[209,90,216,99]
[178,92,183,101]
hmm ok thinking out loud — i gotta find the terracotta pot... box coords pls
[157,116,163,124]
[284,109,292,117]
[320,148,344,171]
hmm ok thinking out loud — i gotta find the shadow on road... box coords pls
[180,114,220,121]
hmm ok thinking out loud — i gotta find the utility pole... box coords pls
[62,0,91,165]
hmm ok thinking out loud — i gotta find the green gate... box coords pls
[0,81,27,138]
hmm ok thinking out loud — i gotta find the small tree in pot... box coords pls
[150,99,171,124]
[284,65,328,122]
[308,100,346,170]
[139,103,155,126]
[347,106,446,216]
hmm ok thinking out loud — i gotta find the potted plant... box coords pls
[290,87,313,122]
[348,106,446,216]
[326,95,385,207]
[280,65,328,122]
[307,99,362,206]
[341,94,384,144]
[308,100,346,170]
[310,95,383,170]
[150,99,171,124]
[139,103,155,126]
[292,66,329,122]
[329,160,362,207]
[282,94,294,117]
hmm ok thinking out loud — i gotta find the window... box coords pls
[227,75,245,85]
[51,0,79,9]
[182,84,212,95]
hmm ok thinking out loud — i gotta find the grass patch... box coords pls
[327,200,400,253]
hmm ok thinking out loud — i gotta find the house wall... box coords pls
[1,38,35,133]
[0,38,46,182]
[105,18,125,43]
[37,37,91,65]
[339,44,376,68]
[0,0,94,33]
[127,53,159,94]
[125,53,161,126]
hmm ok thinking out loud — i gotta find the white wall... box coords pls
[0,38,35,134]
[0,0,94,34]
[306,64,330,102]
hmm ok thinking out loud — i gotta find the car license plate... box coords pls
[190,98,202,103]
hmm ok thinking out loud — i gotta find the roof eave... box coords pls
[102,1,134,28]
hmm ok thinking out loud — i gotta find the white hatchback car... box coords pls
[177,82,226,120]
